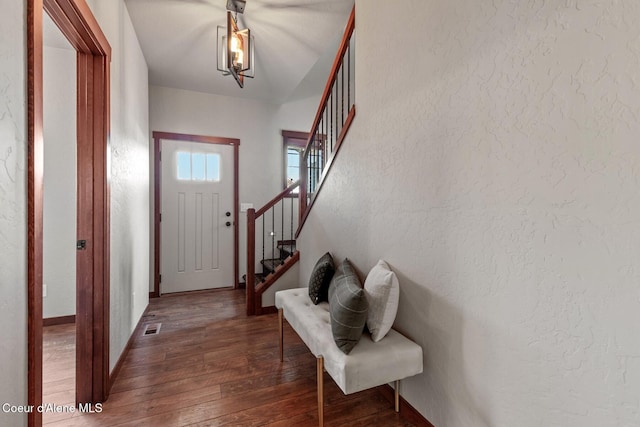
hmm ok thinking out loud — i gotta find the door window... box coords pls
[177,151,221,182]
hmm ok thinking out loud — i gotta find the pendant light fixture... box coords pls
[217,0,255,88]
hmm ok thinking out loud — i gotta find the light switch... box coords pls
[241,203,253,212]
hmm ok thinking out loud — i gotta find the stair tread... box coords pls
[261,258,284,273]
[255,251,300,295]
[278,244,296,255]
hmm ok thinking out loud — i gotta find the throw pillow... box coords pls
[363,259,399,342]
[329,258,368,354]
[308,252,335,304]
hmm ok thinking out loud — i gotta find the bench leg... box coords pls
[278,308,284,362]
[317,356,324,427]
[394,380,400,412]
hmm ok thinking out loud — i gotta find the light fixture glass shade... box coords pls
[216,11,254,88]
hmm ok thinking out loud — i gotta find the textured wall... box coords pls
[86,0,150,371]
[297,1,640,426]
[0,1,27,425]
[43,45,76,319]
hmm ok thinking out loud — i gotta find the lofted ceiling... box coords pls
[124,0,354,104]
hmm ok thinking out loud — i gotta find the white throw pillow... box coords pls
[364,259,399,342]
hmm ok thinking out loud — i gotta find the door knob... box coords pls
[225,221,232,227]
[225,211,231,217]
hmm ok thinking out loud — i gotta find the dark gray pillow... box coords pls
[308,252,335,304]
[329,259,368,354]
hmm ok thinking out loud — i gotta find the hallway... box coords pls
[42,289,421,426]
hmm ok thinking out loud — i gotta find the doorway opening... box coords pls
[27,0,112,425]
[41,10,77,425]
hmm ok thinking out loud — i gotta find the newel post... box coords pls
[246,208,256,316]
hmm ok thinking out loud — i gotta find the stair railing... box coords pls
[246,181,300,315]
[297,6,356,236]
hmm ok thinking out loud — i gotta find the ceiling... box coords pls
[124,0,354,104]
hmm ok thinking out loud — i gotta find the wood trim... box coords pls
[43,315,76,327]
[152,131,239,146]
[152,131,241,298]
[109,304,149,387]
[29,0,111,422]
[43,0,110,57]
[27,3,44,426]
[296,106,356,238]
[379,384,435,427]
[152,132,161,299]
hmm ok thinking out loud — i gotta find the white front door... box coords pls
[160,139,234,293]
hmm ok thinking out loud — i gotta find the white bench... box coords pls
[275,288,423,426]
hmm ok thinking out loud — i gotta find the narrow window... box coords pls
[282,130,308,195]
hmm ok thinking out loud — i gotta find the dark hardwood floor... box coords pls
[42,289,420,426]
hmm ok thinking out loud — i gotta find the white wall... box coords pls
[274,95,320,134]
[43,45,77,319]
[0,1,27,425]
[86,0,150,372]
[298,1,640,426]
[149,87,318,289]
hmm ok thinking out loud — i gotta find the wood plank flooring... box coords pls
[42,289,420,426]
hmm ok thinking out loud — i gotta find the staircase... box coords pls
[245,240,297,286]
[245,6,356,316]
[246,182,301,315]
[259,240,296,277]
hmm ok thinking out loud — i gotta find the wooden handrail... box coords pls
[255,181,300,218]
[297,6,356,234]
[303,6,355,156]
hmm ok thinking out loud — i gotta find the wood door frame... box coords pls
[152,131,240,298]
[27,0,111,425]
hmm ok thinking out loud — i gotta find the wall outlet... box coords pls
[241,203,253,212]
[43,284,47,298]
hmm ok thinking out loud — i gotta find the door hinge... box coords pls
[159,213,162,222]
[76,240,87,250]
[159,151,161,161]
[159,274,162,283]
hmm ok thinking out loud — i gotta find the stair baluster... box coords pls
[297,7,355,236]
[245,181,300,315]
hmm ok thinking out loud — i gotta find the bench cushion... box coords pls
[276,288,423,395]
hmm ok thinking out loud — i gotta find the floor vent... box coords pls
[143,323,161,336]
